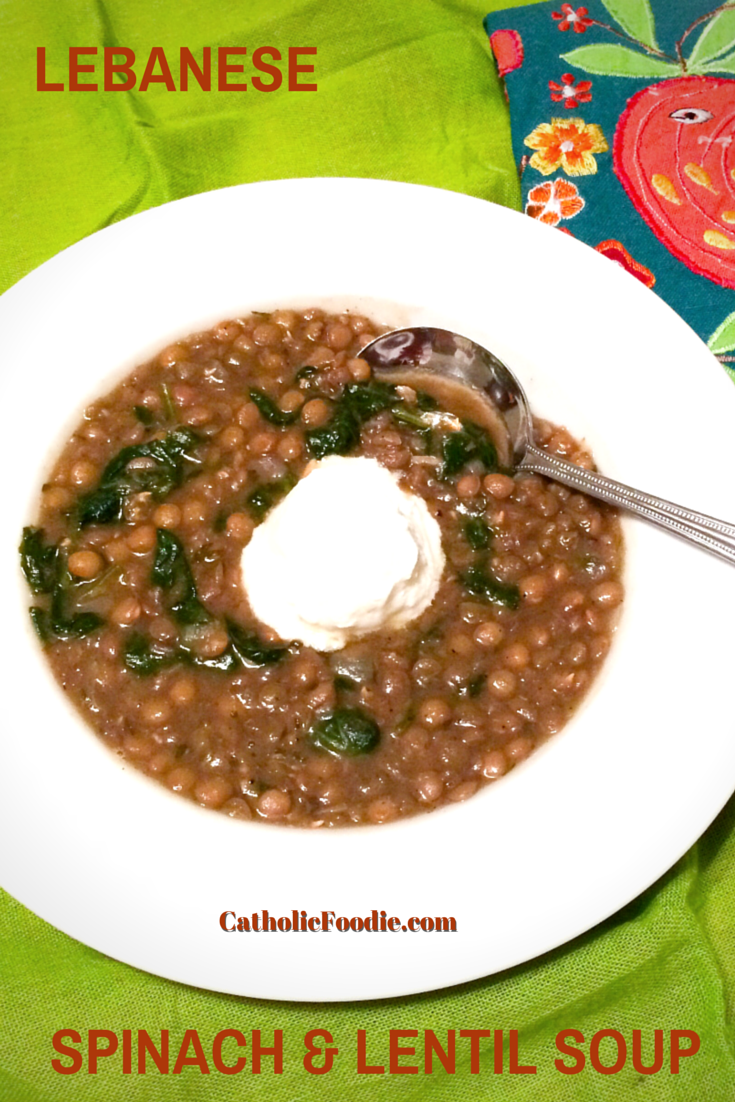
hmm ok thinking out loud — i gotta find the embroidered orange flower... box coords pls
[524,117,608,176]
[525,179,585,226]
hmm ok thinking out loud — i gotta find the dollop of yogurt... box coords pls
[241,456,445,651]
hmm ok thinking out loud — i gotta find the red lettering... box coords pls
[554,1029,585,1074]
[424,1029,455,1074]
[139,47,175,92]
[180,47,211,91]
[252,47,282,91]
[632,1029,663,1075]
[288,46,317,91]
[590,1030,626,1075]
[104,48,136,91]
[220,911,235,932]
[459,1030,492,1075]
[139,1030,169,1074]
[303,1029,338,1075]
[69,47,97,92]
[212,1030,247,1075]
[218,47,248,91]
[307,916,320,932]
[494,1028,503,1074]
[671,1030,700,1074]
[508,1030,536,1074]
[387,916,400,931]
[356,1029,384,1074]
[51,1030,82,1075]
[251,1029,283,1074]
[172,1030,210,1074]
[389,1030,418,1075]
[37,47,64,91]
[88,1030,118,1074]
[122,1030,131,1075]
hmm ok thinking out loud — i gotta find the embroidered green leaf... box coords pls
[708,310,735,354]
[599,0,659,52]
[698,49,735,74]
[687,7,735,69]
[560,45,679,77]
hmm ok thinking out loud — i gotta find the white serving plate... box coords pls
[0,178,733,1002]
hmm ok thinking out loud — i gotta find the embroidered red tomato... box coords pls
[613,76,735,288]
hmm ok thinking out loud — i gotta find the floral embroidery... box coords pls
[551,5,593,33]
[594,240,655,287]
[549,73,592,109]
[525,179,585,225]
[525,117,608,176]
[489,29,524,78]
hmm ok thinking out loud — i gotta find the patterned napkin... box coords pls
[484,0,735,381]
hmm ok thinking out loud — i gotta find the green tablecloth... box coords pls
[1,1,734,1098]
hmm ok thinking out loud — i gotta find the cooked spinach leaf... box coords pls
[246,473,297,521]
[461,563,520,609]
[226,618,289,666]
[249,388,299,427]
[28,606,52,642]
[29,605,103,643]
[77,486,122,527]
[48,593,104,639]
[19,527,57,594]
[305,402,360,459]
[441,420,498,480]
[463,517,491,550]
[310,708,380,756]
[333,674,357,693]
[391,407,433,431]
[137,532,286,669]
[124,620,285,677]
[133,405,155,427]
[21,528,105,641]
[343,380,396,421]
[459,673,486,699]
[305,381,398,459]
[78,428,200,527]
[416,390,439,411]
[151,529,209,625]
[123,633,177,676]
[441,432,476,479]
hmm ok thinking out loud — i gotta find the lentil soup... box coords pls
[20,308,624,826]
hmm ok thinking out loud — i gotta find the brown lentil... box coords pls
[67,550,104,579]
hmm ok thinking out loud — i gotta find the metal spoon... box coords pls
[360,326,735,566]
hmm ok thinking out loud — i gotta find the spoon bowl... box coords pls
[361,326,735,566]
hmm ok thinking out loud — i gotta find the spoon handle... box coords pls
[520,442,735,566]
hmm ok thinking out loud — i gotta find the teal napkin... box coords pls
[485,0,735,380]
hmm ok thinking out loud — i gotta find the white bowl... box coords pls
[1,178,734,1001]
